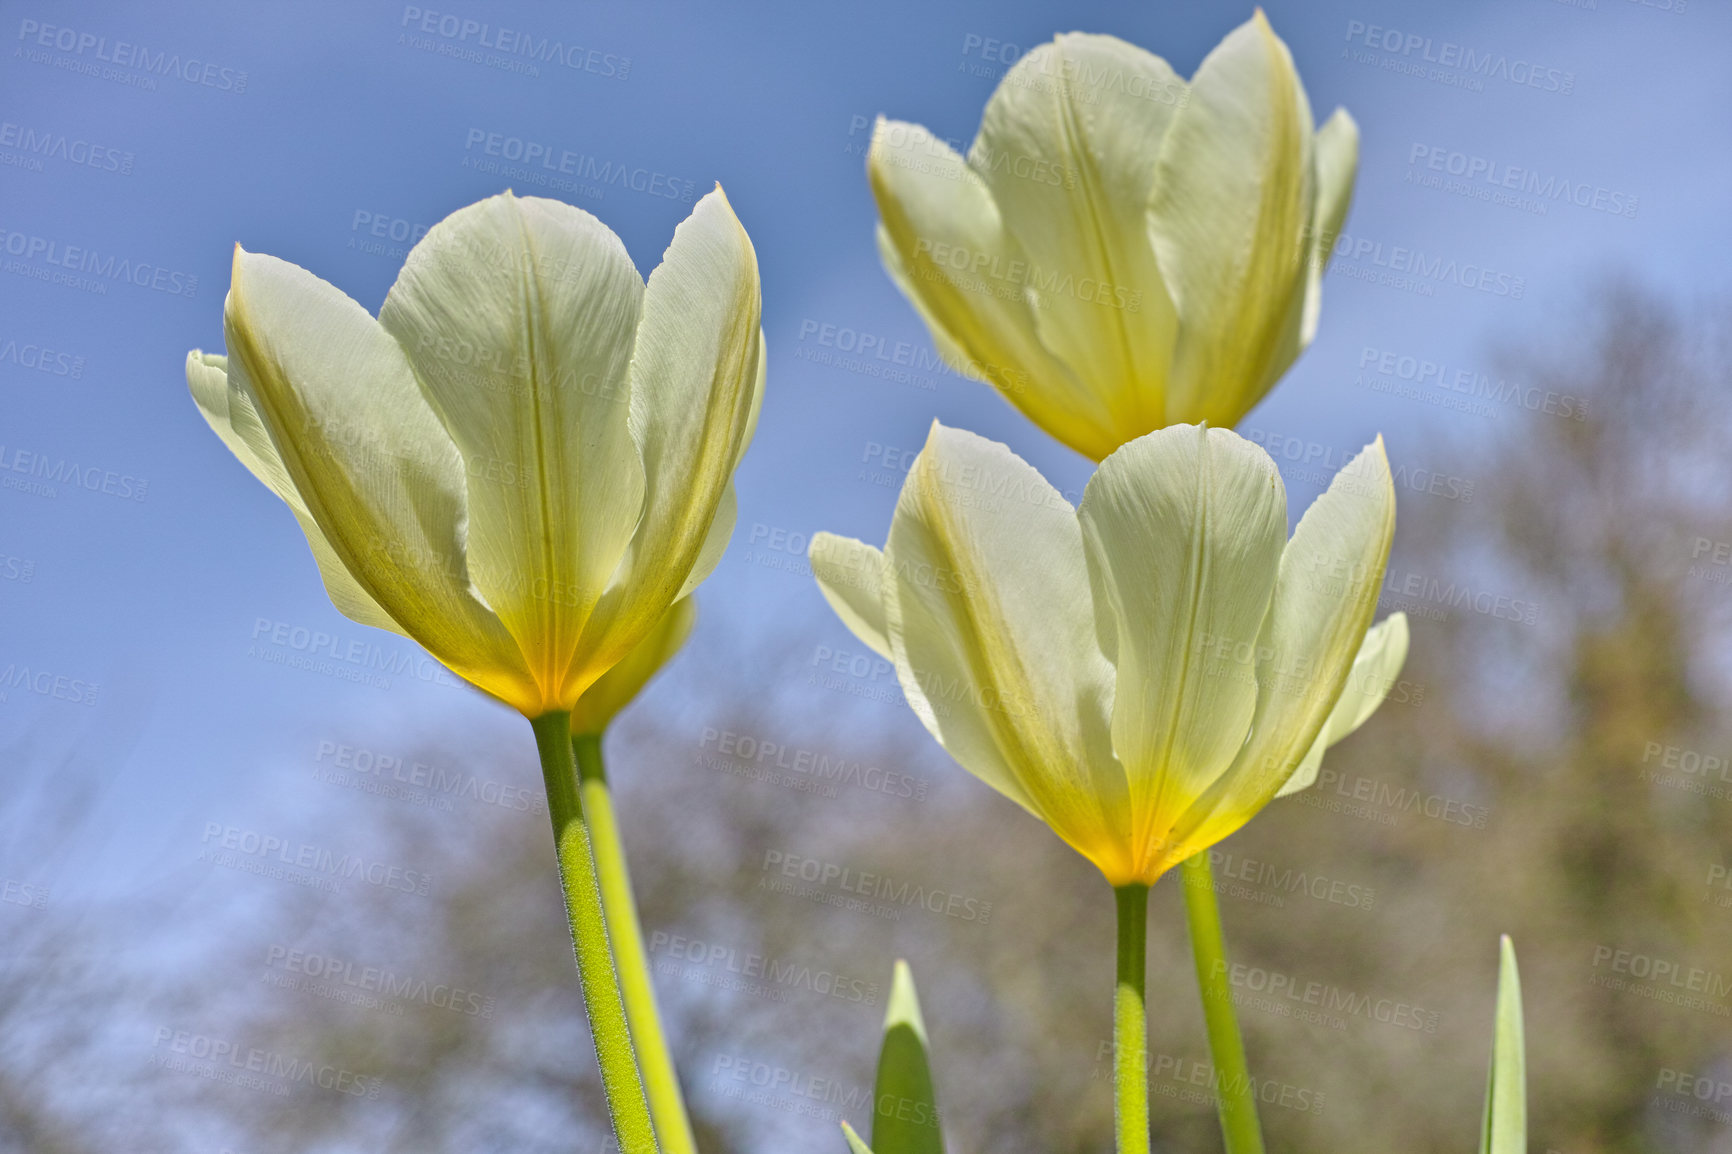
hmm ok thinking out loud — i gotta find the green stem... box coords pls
[530,712,659,1154]
[1181,852,1265,1154]
[1114,883,1150,1154]
[575,731,697,1154]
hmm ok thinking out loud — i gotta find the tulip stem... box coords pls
[530,711,660,1154]
[1113,883,1150,1154]
[1181,852,1266,1154]
[575,731,697,1154]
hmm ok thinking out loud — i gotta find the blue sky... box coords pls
[1,0,1728,912]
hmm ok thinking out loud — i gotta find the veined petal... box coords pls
[883,422,1125,878]
[971,33,1181,445]
[1078,425,1287,881]
[188,350,403,637]
[221,249,535,709]
[570,596,696,737]
[1301,109,1358,346]
[379,192,647,709]
[867,119,1113,459]
[675,328,767,603]
[1277,610,1408,796]
[1148,11,1316,427]
[586,187,762,689]
[1173,436,1397,852]
[809,532,890,660]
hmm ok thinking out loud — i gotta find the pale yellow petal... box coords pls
[884,422,1126,877]
[571,597,696,737]
[584,187,762,689]
[1301,108,1358,346]
[1277,611,1408,797]
[1172,436,1396,851]
[809,532,890,660]
[1077,425,1287,880]
[867,118,1115,459]
[379,192,647,708]
[188,350,406,636]
[675,328,767,603]
[971,33,1181,443]
[221,248,535,710]
[1148,12,1316,427]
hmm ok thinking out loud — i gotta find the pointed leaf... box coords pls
[872,961,944,1154]
[1480,936,1526,1154]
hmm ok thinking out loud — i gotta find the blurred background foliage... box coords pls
[3,279,1731,1153]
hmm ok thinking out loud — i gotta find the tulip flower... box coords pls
[187,188,765,1154]
[188,188,762,720]
[811,420,1405,1154]
[867,13,1356,461]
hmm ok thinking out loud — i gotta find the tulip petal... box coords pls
[1148,12,1316,427]
[188,350,405,636]
[868,120,1113,459]
[810,532,891,661]
[379,192,647,706]
[570,596,696,737]
[1078,425,1287,879]
[221,249,535,707]
[883,423,1125,875]
[1301,109,1358,345]
[587,187,762,683]
[675,328,766,603]
[1176,437,1396,847]
[1275,610,1408,797]
[971,34,1181,443]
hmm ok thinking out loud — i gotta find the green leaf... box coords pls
[1479,935,1526,1154]
[841,1120,876,1154]
[872,960,945,1154]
